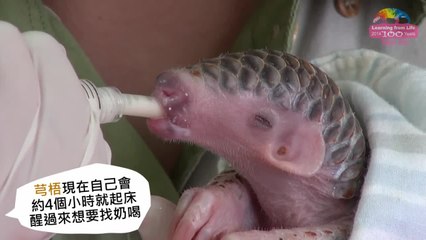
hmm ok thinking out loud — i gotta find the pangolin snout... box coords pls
[152,71,190,128]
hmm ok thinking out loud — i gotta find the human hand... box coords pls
[0,21,111,240]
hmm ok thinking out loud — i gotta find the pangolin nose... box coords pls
[155,71,190,111]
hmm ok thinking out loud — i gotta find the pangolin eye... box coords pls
[253,114,273,129]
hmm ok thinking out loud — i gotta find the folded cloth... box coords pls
[313,49,426,240]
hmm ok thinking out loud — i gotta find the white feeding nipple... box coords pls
[81,80,164,123]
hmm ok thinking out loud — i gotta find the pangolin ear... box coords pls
[266,125,325,177]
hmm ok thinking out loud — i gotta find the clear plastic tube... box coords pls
[80,80,164,124]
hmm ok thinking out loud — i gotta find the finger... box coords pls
[0,21,40,186]
[193,222,219,240]
[172,191,215,240]
[0,21,52,240]
[22,30,98,178]
[194,227,214,240]
[139,196,176,240]
[170,189,199,239]
[175,189,199,217]
[170,188,198,234]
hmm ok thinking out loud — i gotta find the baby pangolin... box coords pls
[147,49,366,240]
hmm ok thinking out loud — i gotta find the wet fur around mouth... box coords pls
[147,71,193,140]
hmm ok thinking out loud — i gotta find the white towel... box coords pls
[312,49,426,240]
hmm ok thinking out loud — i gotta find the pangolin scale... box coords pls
[186,49,366,200]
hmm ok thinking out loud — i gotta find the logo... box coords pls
[369,8,418,45]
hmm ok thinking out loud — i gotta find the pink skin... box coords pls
[147,70,355,240]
